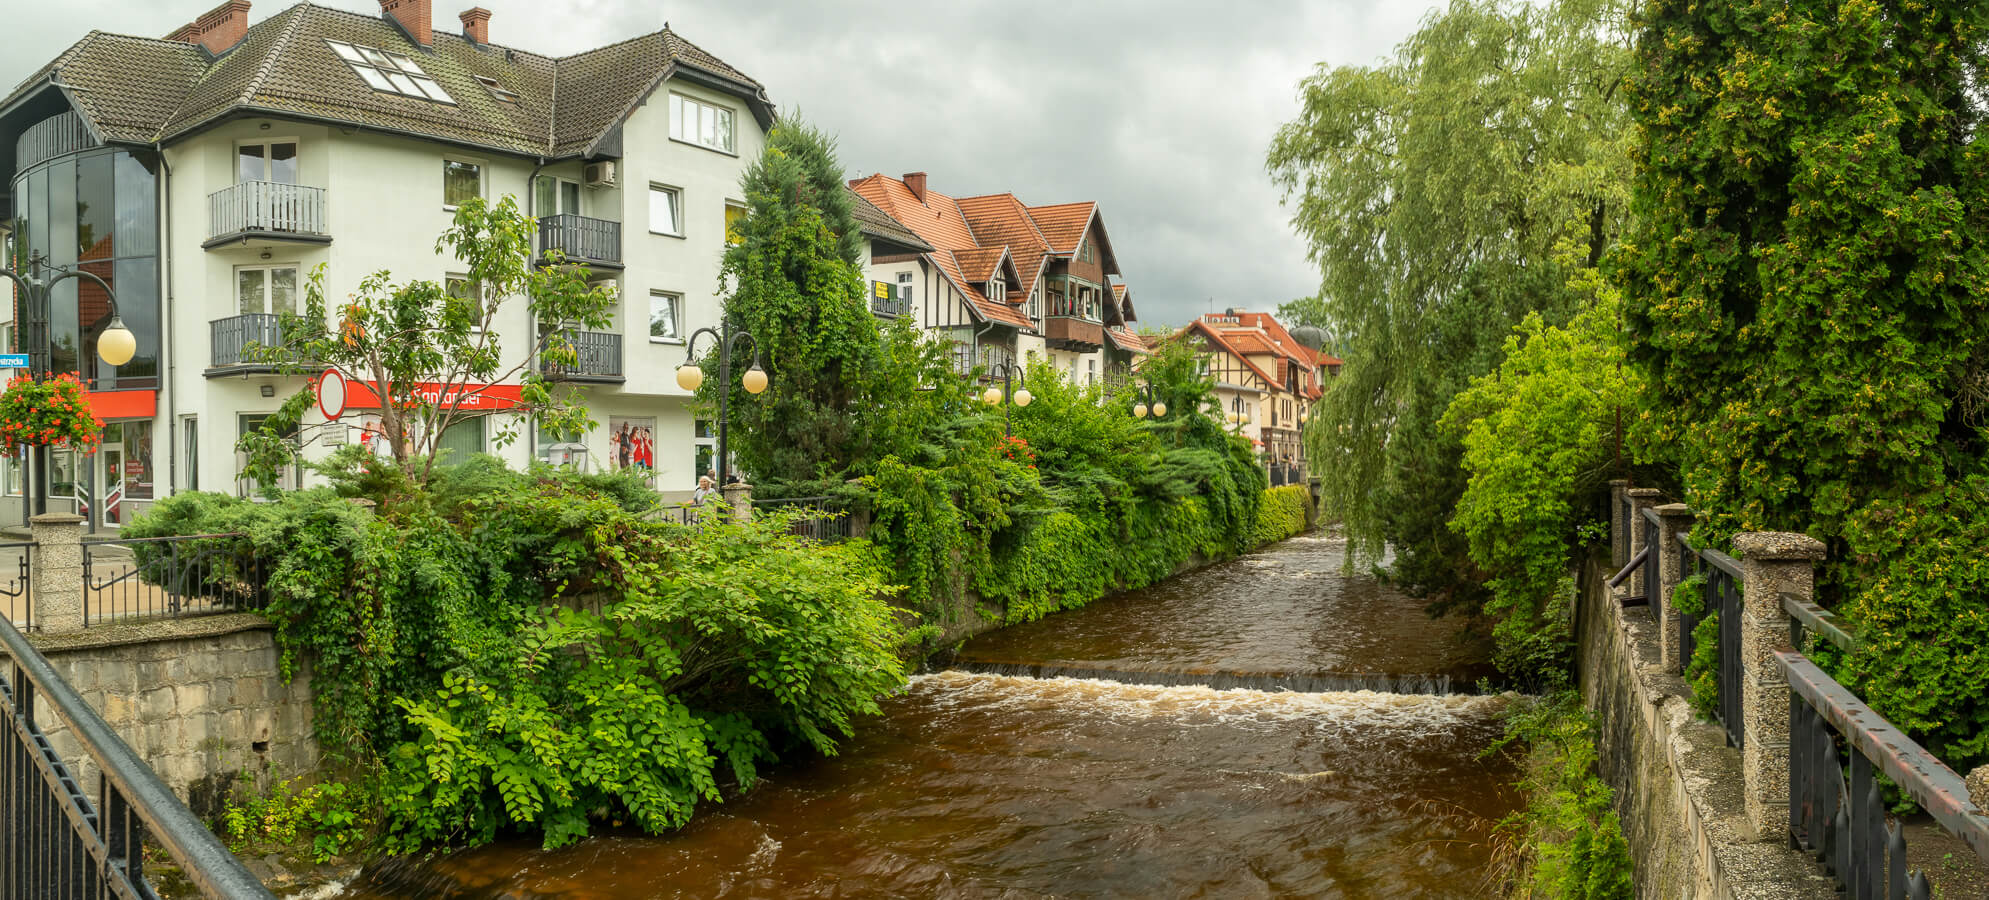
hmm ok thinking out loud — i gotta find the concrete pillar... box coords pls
[1653,503,1695,671]
[30,513,86,632]
[1733,530,1826,839]
[1626,488,1662,605]
[1967,765,1989,812]
[1608,479,1629,570]
[722,482,753,524]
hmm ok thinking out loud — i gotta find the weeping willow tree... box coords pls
[1267,0,1635,606]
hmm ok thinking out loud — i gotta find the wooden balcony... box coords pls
[205,182,331,249]
[1045,315,1105,351]
[536,215,623,270]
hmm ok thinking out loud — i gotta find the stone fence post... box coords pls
[722,482,753,524]
[30,513,85,633]
[1626,488,1662,601]
[1653,504,1695,671]
[1608,479,1629,570]
[1733,530,1826,839]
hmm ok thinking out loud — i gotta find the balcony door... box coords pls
[237,265,297,316]
[535,176,580,216]
[238,142,298,185]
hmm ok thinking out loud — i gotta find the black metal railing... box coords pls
[1780,645,1989,899]
[0,616,275,898]
[81,534,267,626]
[541,330,624,381]
[1674,538,1744,748]
[870,291,910,319]
[210,314,284,368]
[753,497,854,543]
[537,214,622,267]
[0,542,31,633]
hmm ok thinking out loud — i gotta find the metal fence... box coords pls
[210,313,284,368]
[1670,539,1745,749]
[81,534,267,627]
[0,542,31,633]
[752,497,854,543]
[0,616,274,898]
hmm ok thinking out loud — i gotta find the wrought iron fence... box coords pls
[753,497,854,543]
[1673,541,1745,749]
[0,616,274,898]
[81,534,267,627]
[0,542,31,633]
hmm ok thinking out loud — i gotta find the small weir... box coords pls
[337,535,1518,899]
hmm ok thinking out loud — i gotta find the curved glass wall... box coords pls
[10,112,160,389]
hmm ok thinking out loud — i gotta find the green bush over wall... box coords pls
[1252,485,1312,547]
[1494,693,1635,899]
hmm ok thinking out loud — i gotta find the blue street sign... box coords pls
[0,355,27,368]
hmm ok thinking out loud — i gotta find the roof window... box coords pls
[326,39,454,104]
[473,75,520,105]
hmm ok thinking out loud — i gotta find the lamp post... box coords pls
[1131,381,1168,419]
[1224,395,1252,433]
[0,252,137,517]
[675,322,767,488]
[982,359,1030,437]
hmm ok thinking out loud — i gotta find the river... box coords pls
[337,534,1519,899]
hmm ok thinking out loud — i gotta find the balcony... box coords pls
[541,330,624,383]
[1045,315,1104,352]
[537,215,623,270]
[205,182,331,249]
[870,282,910,318]
[206,314,290,377]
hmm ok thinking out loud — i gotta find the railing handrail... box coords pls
[0,616,275,898]
[1781,591,1856,652]
[1777,649,1989,865]
[1698,546,1744,581]
[89,532,246,547]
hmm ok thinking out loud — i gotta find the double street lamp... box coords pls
[1132,382,1168,419]
[0,253,138,516]
[982,359,1030,437]
[1224,395,1252,433]
[674,322,767,488]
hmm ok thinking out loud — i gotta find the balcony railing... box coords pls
[870,284,911,318]
[209,313,284,370]
[207,181,329,246]
[537,215,623,268]
[541,330,624,382]
[1045,314,1105,351]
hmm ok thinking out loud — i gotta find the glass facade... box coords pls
[10,118,161,389]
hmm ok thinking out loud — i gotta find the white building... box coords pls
[0,0,773,529]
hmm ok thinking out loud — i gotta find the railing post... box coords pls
[1733,529,1826,839]
[1653,504,1695,671]
[29,514,85,632]
[722,482,753,524]
[1626,488,1661,601]
[1608,478,1629,574]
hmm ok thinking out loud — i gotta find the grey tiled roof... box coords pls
[849,188,933,253]
[2,1,769,159]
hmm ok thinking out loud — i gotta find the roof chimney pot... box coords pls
[170,0,250,54]
[904,172,928,204]
[380,0,434,47]
[458,7,490,45]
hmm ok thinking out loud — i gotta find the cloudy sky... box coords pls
[2,0,1438,328]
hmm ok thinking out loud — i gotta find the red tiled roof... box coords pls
[1106,327,1148,354]
[957,193,1051,257]
[849,174,977,251]
[1027,201,1095,254]
[954,246,1012,284]
[933,250,1032,329]
[1183,321,1280,387]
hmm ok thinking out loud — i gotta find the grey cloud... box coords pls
[2,0,1440,328]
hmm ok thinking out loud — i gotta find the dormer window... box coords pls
[987,279,1006,304]
[327,40,454,104]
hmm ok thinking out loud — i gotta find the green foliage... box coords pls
[1619,0,1989,767]
[1686,612,1721,720]
[1443,291,1640,684]
[1252,485,1312,546]
[1270,0,1636,601]
[1493,692,1635,899]
[220,775,369,864]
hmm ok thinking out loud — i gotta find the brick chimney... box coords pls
[381,0,433,47]
[165,0,250,55]
[458,7,490,45]
[904,172,928,204]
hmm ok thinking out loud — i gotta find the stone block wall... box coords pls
[15,613,318,819]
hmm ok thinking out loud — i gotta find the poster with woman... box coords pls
[609,417,657,486]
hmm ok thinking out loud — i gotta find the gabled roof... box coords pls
[848,174,978,251]
[0,2,770,163]
[1026,201,1121,276]
[1113,283,1137,322]
[848,188,933,254]
[1106,327,1148,354]
[1182,319,1280,387]
[933,250,1032,328]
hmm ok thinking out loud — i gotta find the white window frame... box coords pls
[446,273,489,330]
[235,139,300,184]
[669,92,737,154]
[536,175,582,216]
[443,158,485,210]
[648,184,684,237]
[987,279,1006,305]
[234,263,300,316]
[649,291,683,344]
[725,200,747,245]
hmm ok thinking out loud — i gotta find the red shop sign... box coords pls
[347,380,525,412]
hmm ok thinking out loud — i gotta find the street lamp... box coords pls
[0,252,138,516]
[983,359,1029,437]
[1131,382,1168,419]
[676,322,767,488]
[1225,396,1252,433]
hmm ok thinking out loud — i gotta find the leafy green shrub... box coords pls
[1493,692,1635,899]
[220,775,369,864]
[1252,485,1312,546]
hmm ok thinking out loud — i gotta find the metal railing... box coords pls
[210,314,284,368]
[753,496,854,543]
[537,214,622,267]
[0,542,31,633]
[81,534,267,626]
[0,615,275,898]
[870,291,910,319]
[541,330,624,381]
[208,181,328,241]
[1673,538,1745,749]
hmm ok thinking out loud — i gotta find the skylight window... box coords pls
[326,40,454,104]
[473,75,520,105]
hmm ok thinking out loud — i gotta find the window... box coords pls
[535,176,581,216]
[1,449,22,497]
[237,142,297,184]
[725,202,747,244]
[443,160,482,208]
[649,292,681,342]
[238,414,301,494]
[693,419,716,483]
[1088,358,1098,385]
[669,93,736,153]
[435,417,484,465]
[446,274,488,326]
[326,40,454,103]
[183,416,198,492]
[473,74,519,104]
[648,185,682,236]
[535,418,585,464]
[236,265,298,315]
[897,271,914,307]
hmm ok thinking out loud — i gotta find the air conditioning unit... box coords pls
[583,161,617,188]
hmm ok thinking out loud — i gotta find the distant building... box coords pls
[847,172,1146,386]
[1176,310,1334,471]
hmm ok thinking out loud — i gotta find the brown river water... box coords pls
[336,534,1520,899]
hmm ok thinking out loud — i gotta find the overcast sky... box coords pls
[2,0,1438,328]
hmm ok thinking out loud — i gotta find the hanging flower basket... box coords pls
[0,372,102,453]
